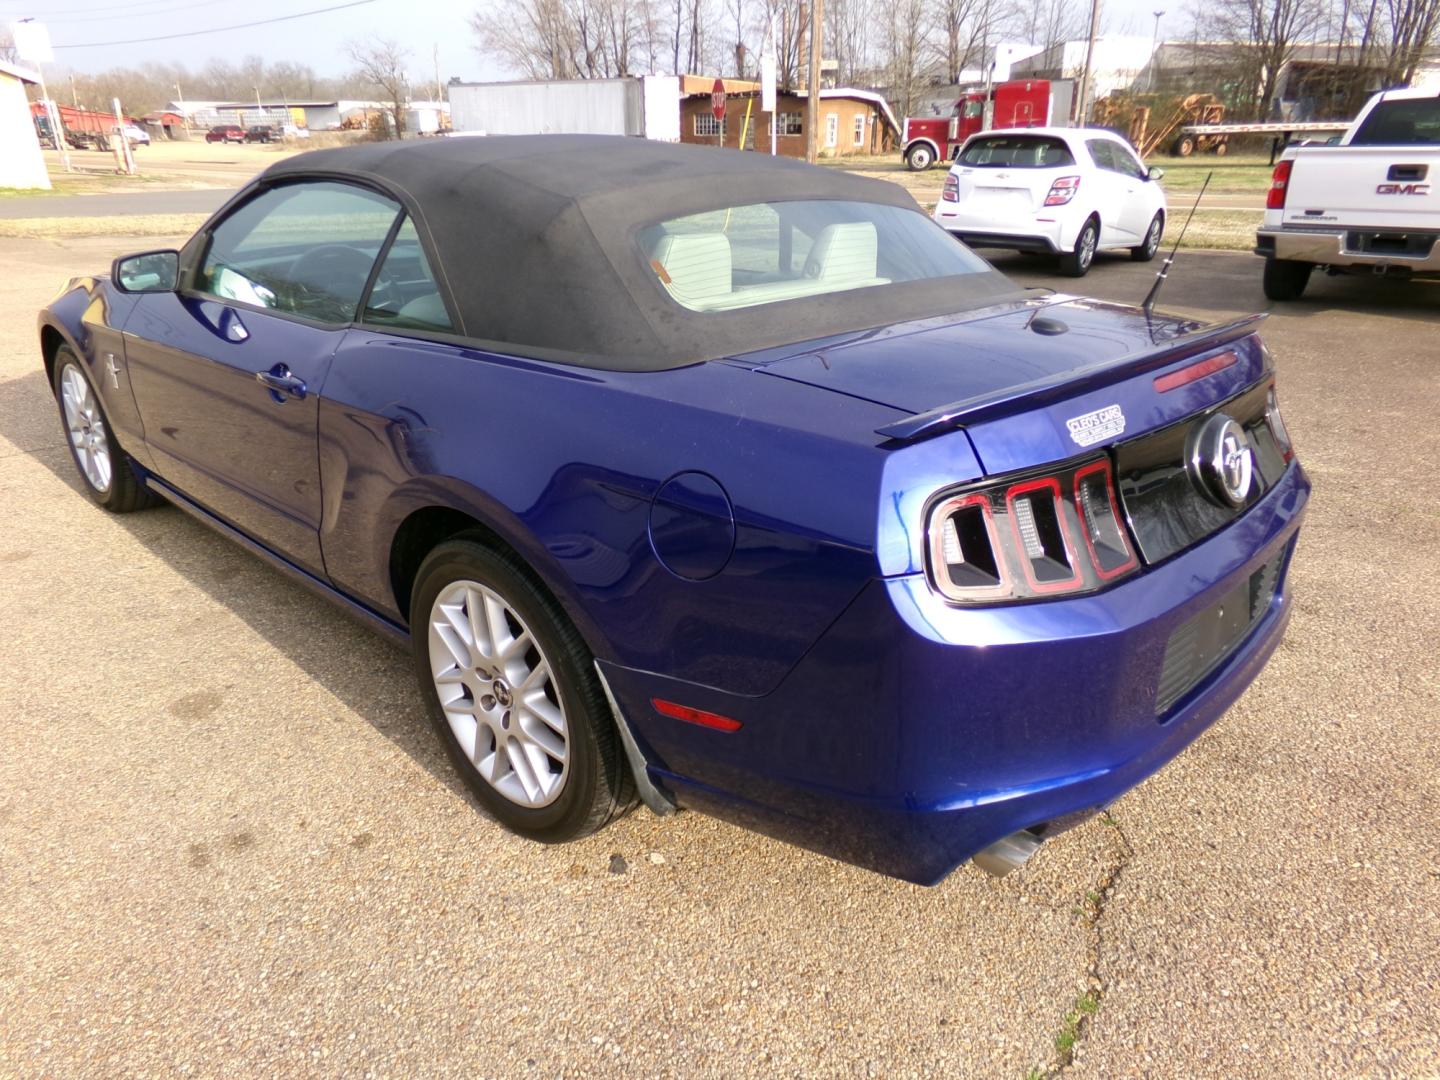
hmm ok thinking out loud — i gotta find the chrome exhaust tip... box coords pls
[972,830,1044,877]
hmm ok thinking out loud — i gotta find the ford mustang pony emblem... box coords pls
[1188,414,1254,507]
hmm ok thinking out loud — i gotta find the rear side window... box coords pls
[1350,98,1440,145]
[958,136,1075,168]
[363,216,454,332]
[198,180,401,324]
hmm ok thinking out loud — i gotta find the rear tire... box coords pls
[51,347,157,513]
[1059,218,1099,277]
[410,538,634,842]
[1262,257,1312,301]
[904,143,935,171]
[1130,213,1164,261]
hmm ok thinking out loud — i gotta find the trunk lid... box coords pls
[949,165,1063,214]
[750,296,1270,476]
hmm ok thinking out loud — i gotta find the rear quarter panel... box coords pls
[317,330,909,697]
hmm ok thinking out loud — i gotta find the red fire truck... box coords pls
[900,80,1060,171]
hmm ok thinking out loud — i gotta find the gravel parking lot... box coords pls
[1,235,1436,1078]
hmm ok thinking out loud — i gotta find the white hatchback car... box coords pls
[932,128,1167,276]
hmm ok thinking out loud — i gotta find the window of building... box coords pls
[853,114,866,146]
[694,113,727,137]
[778,112,803,136]
[824,113,839,147]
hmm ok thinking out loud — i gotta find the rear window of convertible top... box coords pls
[638,199,991,313]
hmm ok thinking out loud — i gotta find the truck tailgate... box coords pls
[1282,147,1440,231]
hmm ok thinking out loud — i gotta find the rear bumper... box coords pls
[1256,226,1440,271]
[934,206,1067,253]
[604,461,1311,885]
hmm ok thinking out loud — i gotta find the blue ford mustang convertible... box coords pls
[38,137,1308,884]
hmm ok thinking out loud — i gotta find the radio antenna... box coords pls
[1142,170,1212,314]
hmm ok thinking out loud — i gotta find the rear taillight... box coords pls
[1266,160,1293,210]
[942,174,959,202]
[1044,175,1081,206]
[926,458,1139,604]
[1265,383,1294,462]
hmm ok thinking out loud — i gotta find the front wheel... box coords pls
[1131,213,1164,261]
[52,349,156,513]
[904,143,935,171]
[1059,219,1099,277]
[410,539,634,842]
[1262,257,1312,301]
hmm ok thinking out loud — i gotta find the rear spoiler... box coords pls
[874,313,1268,443]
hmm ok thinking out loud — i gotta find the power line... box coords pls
[51,0,378,48]
[42,1,232,27]
[1,0,219,16]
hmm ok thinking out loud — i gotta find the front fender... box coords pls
[39,278,153,466]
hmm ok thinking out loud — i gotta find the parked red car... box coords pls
[205,124,244,144]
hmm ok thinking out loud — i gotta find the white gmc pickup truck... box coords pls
[1255,87,1440,300]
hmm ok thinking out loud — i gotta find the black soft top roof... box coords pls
[260,135,1018,370]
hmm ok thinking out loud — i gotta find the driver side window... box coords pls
[197,181,401,325]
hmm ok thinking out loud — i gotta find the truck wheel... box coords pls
[1262,258,1312,301]
[1213,140,1228,156]
[1174,134,1195,157]
[905,143,935,171]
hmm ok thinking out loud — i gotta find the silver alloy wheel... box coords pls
[60,363,112,493]
[428,579,569,808]
[1145,217,1162,256]
[1078,224,1097,270]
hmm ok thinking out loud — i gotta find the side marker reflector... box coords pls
[651,698,742,732]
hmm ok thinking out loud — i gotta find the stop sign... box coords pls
[711,78,726,121]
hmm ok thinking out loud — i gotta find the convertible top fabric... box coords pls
[260,135,1022,370]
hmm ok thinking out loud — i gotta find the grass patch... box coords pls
[1174,208,1263,251]
[1054,990,1102,1062]
[1156,155,1274,195]
[0,214,208,239]
[0,171,172,199]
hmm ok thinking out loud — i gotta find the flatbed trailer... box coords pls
[1180,121,1350,163]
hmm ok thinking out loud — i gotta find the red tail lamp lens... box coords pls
[651,698,742,732]
[1266,385,1294,461]
[1267,160,1293,210]
[926,458,1141,605]
[1005,478,1082,592]
[1044,175,1081,206]
[942,175,959,202]
[1072,460,1139,580]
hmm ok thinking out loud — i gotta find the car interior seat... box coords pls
[651,232,733,306]
[803,221,880,285]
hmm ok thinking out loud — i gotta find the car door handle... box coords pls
[255,364,308,400]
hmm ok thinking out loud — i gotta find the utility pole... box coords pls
[1147,10,1165,92]
[1075,0,1102,125]
[806,0,823,162]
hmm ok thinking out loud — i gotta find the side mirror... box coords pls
[113,249,180,293]
[1147,166,1165,182]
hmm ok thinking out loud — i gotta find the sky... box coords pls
[8,0,1172,83]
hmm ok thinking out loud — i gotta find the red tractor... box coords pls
[901,80,1057,170]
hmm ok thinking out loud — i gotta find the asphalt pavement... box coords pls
[0,189,232,219]
[1,236,1436,1077]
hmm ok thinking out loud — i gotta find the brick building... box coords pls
[679,81,899,158]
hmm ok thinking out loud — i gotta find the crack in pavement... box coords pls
[1031,813,1137,1078]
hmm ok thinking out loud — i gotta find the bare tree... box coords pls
[0,29,19,65]
[1195,0,1328,118]
[882,0,929,119]
[827,0,873,84]
[347,38,410,137]
[1379,0,1440,83]
[1014,0,1088,56]
[473,0,666,77]
[932,0,998,84]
